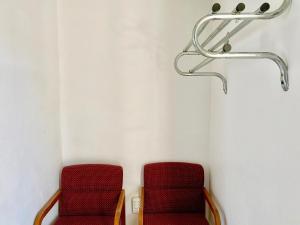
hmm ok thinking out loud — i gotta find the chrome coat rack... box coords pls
[175,0,292,94]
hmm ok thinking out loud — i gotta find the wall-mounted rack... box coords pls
[174,0,292,94]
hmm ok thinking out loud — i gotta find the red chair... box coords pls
[34,164,125,225]
[138,162,221,225]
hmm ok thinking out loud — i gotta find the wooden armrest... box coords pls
[34,190,61,225]
[114,189,125,225]
[138,187,144,225]
[203,187,221,225]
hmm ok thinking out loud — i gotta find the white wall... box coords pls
[209,1,300,225]
[0,0,62,224]
[1,1,299,225]
[57,0,212,224]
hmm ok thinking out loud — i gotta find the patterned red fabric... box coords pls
[53,216,114,225]
[144,162,205,214]
[144,162,204,188]
[143,213,209,225]
[59,164,123,216]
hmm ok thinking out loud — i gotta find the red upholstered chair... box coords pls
[138,162,221,225]
[34,164,125,225]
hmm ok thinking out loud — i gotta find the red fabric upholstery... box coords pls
[53,216,114,225]
[143,213,209,225]
[59,164,123,217]
[144,162,204,189]
[144,162,205,214]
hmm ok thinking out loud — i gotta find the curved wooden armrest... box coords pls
[114,189,125,225]
[34,190,61,225]
[203,187,221,225]
[138,187,144,225]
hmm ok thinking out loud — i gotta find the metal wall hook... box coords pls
[175,0,292,94]
[192,0,291,92]
[175,52,228,94]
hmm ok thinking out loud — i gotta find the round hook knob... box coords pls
[223,43,232,53]
[260,3,271,13]
[212,3,221,13]
[236,3,246,12]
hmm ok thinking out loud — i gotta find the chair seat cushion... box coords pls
[143,213,209,225]
[53,216,114,225]
[144,188,204,213]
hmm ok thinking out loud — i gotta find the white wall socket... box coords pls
[131,196,141,214]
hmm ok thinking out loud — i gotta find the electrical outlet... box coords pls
[131,196,140,214]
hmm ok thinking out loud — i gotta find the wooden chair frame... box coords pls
[138,187,221,225]
[34,189,125,225]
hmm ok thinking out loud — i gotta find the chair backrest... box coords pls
[144,162,205,214]
[59,164,123,216]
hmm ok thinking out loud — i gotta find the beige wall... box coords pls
[0,0,62,224]
[209,0,300,225]
[57,0,212,224]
